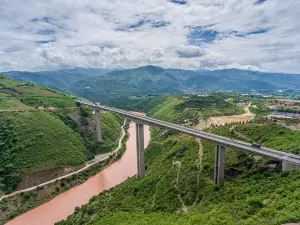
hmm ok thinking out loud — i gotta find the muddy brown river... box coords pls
[6,122,150,225]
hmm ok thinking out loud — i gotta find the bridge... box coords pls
[78,101,300,185]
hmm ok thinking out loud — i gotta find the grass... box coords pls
[15,86,61,97]
[52,108,122,159]
[175,94,244,118]
[0,98,32,109]
[0,111,88,193]
[0,93,10,97]
[0,120,130,225]
[151,97,184,123]
[57,122,300,225]
[0,74,75,109]
[57,98,300,225]
[21,96,76,108]
[0,77,25,88]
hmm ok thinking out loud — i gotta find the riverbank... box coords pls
[0,119,128,203]
[3,122,150,225]
[1,120,129,225]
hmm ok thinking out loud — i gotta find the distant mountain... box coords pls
[3,68,113,91]
[69,66,300,102]
[3,66,300,102]
[69,65,185,102]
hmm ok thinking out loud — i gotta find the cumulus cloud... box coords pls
[0,0,300,73]
[175,45,206,58]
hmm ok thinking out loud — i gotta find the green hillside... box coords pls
[0,111,87,193]
[3,68,112,90]
[0,74,75,109]
[4,66,300,104]
[0,75,123,195]
[68,66,300,103]
[58,98,300,225]
[69,65,183,102]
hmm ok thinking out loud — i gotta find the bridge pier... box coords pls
[282,160,299,171]
[214,145,225,185]
[95,110,102,142]
[136,123,145,178]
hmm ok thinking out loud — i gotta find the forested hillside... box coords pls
[0,75,123,195]
[58,96,300,225]
[4,66,300,104]
[68,66,300,103]
[3,68,113,90]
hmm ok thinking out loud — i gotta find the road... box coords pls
[82,102,300,166]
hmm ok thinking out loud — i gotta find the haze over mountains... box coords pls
[3,65,300,102]
[3,68,113,91]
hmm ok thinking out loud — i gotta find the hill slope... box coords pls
[3,68,113,90]
[69,66,300,102]
[69,65,184,102]
[0,75,123,195]
[3,66,300,103]
[57,97,300,225]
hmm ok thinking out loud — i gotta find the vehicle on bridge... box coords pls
[251,143,261,148]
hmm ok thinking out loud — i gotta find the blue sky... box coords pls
[0,0,300,73]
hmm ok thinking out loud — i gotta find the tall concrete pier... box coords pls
[80,101,300,185]
[136,123,145,178]
[214,145,225,185]
[95,110,102,142]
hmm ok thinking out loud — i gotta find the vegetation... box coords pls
[21,96,76,108]
[68,66,300,103]
[248,99,269,117]
[0,75,124,196]
[0,111,87,193]
[108,95,168,114]
[57,121,300,225]
[175,94,244,118]
[0,74,74,109]
[51,108,122,159]
[57,97,300,225]
[0,97,31,109]
[0,120,129,225]
[3,68,111,90]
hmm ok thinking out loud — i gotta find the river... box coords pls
[6,122,150,225]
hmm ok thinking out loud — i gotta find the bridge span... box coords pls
[78,101,300,185]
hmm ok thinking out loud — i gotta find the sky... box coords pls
[0,0,300,73]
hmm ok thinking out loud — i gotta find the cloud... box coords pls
[175,45,206,58]
[0,0,300,73]
[170,0,188,5]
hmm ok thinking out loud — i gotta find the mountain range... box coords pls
[3,68,113,91]
[3,65,300,102]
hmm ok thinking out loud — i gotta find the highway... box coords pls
[79,101,300,166]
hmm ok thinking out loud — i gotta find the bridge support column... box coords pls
[136,123,145,178]
[282,160,299,171]
[95,110,102,142]
[214,145,225,185]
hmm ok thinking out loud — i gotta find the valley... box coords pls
[0,75,125,224]
[1,73,300,225]
[1,0,300,224]
[4,66,300,104]
[55,94,300,225]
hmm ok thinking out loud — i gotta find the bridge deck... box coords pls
[78,101,300,166]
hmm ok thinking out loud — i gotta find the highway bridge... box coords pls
[78,101,300,185]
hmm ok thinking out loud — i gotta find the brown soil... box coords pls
[210,106,254,125]
[0,88,20,96]
[17,164,85,190]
